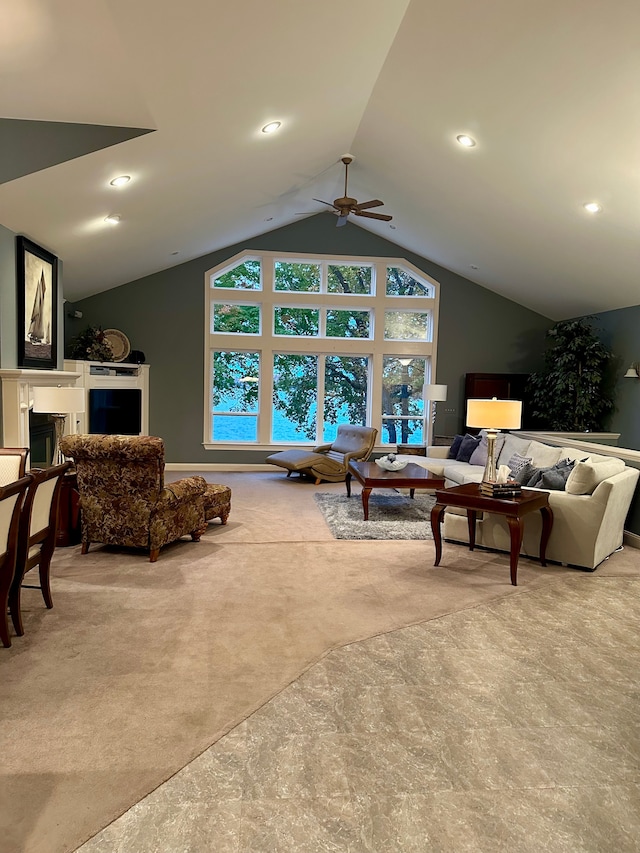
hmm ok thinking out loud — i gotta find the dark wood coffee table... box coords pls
[430,483,554,586]
[346,460,445,521]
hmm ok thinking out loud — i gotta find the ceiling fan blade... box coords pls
[313,198,338,209]
[354,199,384,211]
[336,214,349,227]
[355,210,393,222]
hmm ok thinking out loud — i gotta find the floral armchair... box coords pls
[59,434,206,562]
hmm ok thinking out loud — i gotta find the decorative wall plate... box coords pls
[103,328,131,362]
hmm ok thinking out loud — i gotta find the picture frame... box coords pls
[17,236,58,370]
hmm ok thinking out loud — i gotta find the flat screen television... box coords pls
[89,388,142,435]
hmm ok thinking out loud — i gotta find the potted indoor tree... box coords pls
[527,317,615,431]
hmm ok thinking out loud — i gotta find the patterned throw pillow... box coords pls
[508,453,533,478]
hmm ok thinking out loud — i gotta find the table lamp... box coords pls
[32,385,86,466]
[423,383,448,441]
[466,397,522,483]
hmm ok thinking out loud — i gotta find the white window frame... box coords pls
[204,251,440,450]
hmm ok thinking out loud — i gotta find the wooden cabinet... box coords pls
[464,373,542,431]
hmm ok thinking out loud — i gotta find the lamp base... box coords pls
[481,429,499,484]
[51,414,67,467]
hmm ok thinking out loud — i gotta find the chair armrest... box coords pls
[161,475,207,504]
[313,442,332,454]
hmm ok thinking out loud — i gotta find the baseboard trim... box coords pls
[165,463,274,472]
[623,530,640,550]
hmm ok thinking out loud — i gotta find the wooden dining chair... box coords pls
[0,447,29,486]
[0,475,33,648]
[9,462,70,638]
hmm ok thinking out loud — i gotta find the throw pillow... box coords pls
[469,433,506,467]
[513,461,537,486]
[448,434,464,459]
[525,458,575,490]
[455,433,482,463]
[539,459,576,491]
[565,458,626,495]
[507,452,533,478]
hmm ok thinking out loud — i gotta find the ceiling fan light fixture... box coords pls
[109,175,131,187]
[261,121,281,134]
[584,201,602,214]
[456,134,476,147]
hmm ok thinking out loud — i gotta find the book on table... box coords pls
[480,481,522,497]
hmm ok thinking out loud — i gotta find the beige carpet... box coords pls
[1,471,639,853]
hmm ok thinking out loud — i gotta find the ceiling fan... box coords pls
[313,154,393,227]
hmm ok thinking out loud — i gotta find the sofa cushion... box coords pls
[527,440,563,468]
[565,458,626,495]
[469,433,506,467]
[442,462,484,485]
[587,452,621,464]
[497,434,532,466]
[456,433,482,463]
[448,434,465,459]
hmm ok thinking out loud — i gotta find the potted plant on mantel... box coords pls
[527,317,615,432]
[68,326,114,363]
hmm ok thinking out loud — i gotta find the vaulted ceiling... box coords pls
[1,0,638,320]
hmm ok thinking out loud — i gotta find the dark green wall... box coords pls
[67,213,551,464]
[587,304,640,533]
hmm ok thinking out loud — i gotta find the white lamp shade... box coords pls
[424,384,448,402]
[32,385,86,414]
[466,398,522,430]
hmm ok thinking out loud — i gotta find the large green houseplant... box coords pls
[527,317,614,432]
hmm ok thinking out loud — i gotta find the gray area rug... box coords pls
[314,490,436,540]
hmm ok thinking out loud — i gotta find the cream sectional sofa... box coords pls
[395,434,639,571]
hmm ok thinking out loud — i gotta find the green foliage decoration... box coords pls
[69,325,114,362]
[527,317,614,432]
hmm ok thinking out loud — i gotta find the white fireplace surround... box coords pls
[0,368,83,453]
[0,361,149,458]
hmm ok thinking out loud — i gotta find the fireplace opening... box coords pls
[29,411,56,467]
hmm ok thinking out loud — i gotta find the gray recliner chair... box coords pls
[266,425,378,484]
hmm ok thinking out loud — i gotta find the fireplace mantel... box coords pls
[0,368,81,450]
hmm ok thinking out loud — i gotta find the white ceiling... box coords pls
[1,0,639,320]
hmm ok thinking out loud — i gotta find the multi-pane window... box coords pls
[381,357,427,445]
[211,350,260,442]
[206,253,439,448]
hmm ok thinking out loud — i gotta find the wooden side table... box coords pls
[56,470,81,548]
[430,483,554,585]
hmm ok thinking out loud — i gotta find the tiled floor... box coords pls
[77,575,640,852]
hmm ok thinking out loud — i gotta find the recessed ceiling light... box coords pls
[456,134,476,148]
[104,214,121,225]
[261,121,281,134]
[584,202,602,214]
[109,175,131,187]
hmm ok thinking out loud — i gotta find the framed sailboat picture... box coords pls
[17,236,58,370]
